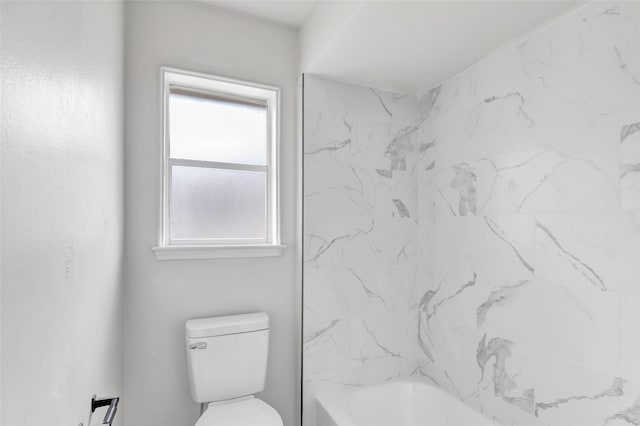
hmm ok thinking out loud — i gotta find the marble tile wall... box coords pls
[417,2,640,425]
[303,76,421,426]
[303,3,640,426]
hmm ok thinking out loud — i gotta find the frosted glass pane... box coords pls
[170,166,266,240]
[169,92,267,165]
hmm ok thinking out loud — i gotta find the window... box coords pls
[153,67,284,260]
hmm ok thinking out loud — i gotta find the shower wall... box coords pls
[302,76,421,425]
[417,2,640,426]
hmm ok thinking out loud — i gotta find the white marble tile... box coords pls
[482,277,621,378]
[354,120,420,171]
[621,121,640,210]
[466,45,536,106]
[304,4,640,426]
[429,148,608,216]
[620,295,640,382]
[533,213,640,296]
[414,3,640,425]
[425,57,632,215]
[620,1,640,41]
[303,202,418,323]
[304,318,350,379]
[304,110,423,174]
[616,36,640,211]
[349,311,418,375]
[304,75,418,125]
[517,2,621,74]
[532,357,640,426]
[303,76,419,426]
[303,109,354,167]
[431,215,536,284]
[418,323,485,396]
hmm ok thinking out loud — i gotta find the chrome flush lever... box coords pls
[189,342,207,350]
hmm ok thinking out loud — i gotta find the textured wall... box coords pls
[124,2,299,425]
[417,2,640,425]
[1,2,124,425]
[302,76,421,426]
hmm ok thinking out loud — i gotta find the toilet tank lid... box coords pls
[186,312,269,338]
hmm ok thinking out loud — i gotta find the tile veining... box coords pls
[476,280,530,327]
[535,220,606,291]
[535,378,625,417]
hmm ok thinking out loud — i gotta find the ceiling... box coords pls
[205,0,586,94]
[202,0,317,27]
[302,1,585,94]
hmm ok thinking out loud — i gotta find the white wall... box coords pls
[1,1,124,425]
[123,2,299,426]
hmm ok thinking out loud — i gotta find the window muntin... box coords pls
[159,68,280,250]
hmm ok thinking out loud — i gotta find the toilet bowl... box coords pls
[185,312,283,426]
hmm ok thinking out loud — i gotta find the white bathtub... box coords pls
[316,379,499,426]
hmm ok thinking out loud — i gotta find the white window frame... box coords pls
[153,67,285,260]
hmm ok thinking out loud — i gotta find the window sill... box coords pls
[152,244,286,260]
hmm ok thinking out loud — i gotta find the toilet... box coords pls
[185,312,283,426]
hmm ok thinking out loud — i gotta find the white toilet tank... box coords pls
[185,312,269,403]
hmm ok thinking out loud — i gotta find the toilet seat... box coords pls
[195,396,283,426]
